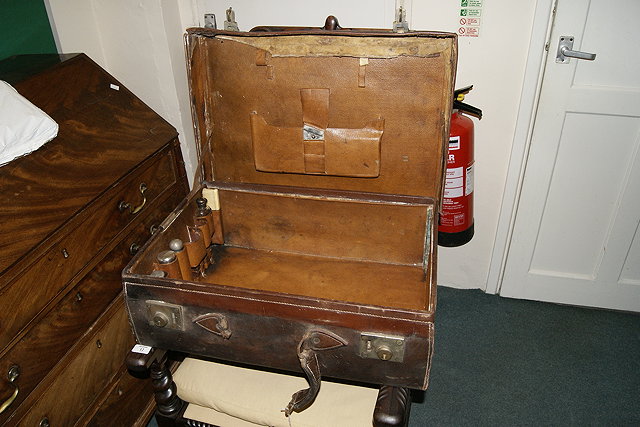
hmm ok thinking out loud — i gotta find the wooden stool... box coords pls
[126,347,410,427]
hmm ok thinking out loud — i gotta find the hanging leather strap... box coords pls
[182,139,213,204]
[284,330,347,416]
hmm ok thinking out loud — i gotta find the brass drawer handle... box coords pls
[0,365,20,414]
[118,183,147,215]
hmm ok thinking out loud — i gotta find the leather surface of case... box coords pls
[124,26,457,392]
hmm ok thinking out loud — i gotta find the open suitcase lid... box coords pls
[185,23,457,200]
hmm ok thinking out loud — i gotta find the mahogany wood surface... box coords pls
[0,149,179,350]
[0,54,189,426]
[0,189,184,424]
[11,299,134,426]
[0,53,177,274]
[81,367,157,427]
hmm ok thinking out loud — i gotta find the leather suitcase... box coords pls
[123,18,456,419]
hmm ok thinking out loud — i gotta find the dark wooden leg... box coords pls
[126,346,186,427]
[373,386,411,427]
[151,356,185,426]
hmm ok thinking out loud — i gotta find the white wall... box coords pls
[410,1,539,290]
[45,0,106,66]
[46,0,538,291]
[46,0,199,186]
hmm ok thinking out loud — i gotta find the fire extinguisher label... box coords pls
[441,161,474,231]
[465,164,474,196]
[444,186,464,198]
[446,166,463,178]
[449,136,461,150]
[446,176,463,188]
[445,166,464,198]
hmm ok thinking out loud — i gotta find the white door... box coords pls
[500,0,640,311]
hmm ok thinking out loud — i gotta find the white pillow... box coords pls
[0,80,58,165]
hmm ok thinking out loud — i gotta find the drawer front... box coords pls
[81,365,156,427]
[0,148,178,350]
[12,299,134,427]
[0,194,181,425]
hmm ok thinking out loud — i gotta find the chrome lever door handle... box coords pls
[561,46,596,60]
[556,36,596,63]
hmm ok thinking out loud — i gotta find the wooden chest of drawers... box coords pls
[0,54,189,426]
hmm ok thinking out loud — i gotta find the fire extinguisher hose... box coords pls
[453,85,483,119]
[453,100,482,119]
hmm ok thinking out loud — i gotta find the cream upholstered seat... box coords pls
[173,357,380,427]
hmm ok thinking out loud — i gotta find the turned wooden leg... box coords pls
[372,386,411,427]
[126,346,186,427]
[150,356,183,420]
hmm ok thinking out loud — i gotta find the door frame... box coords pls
[486,0,557,294]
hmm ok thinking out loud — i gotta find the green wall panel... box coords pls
[0,0,58,61]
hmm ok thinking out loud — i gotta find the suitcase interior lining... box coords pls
[202,246,429,311]
[217,187,429,266]
[129,30,454,316]
[131,184,434,312]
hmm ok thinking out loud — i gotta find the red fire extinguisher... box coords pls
[439,86,482,247]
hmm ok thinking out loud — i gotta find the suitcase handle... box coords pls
[250,15,394,33]
[250,15,341,32]
[284,329,347,416]
[323,15,341,30]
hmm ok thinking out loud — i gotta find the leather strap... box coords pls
[284,330,347,416]
[301,88,330,173]
[300,88,329,130]
[182,140,213,205]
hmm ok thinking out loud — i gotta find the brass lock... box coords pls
[152,312,170,328]
[375,344,393,361]
[359,333,405,363]
[146,301,184,330]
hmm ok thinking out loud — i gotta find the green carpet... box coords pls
[410,286,640,425]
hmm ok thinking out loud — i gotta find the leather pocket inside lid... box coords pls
[250,112,383,177]
[250,113,304,173]
[325,119,383,177]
